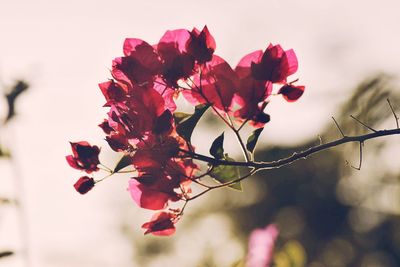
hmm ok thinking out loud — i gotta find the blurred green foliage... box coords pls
[230,74,400,267]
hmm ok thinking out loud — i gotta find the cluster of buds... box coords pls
[66,26,304,236]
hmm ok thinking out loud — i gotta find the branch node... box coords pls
[350,115,377,133]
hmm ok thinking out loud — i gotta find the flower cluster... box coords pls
[66,26,304,236]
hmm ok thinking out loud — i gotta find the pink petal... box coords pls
[128,179,170,210]
[158,29,191,53]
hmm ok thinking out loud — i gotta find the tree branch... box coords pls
[181,128,400,170]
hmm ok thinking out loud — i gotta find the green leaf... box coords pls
[175,104,210,143]
[209,132,224,159]
[113,154,132,173]
[210,156,242,190]
[246,127,264,153]
[173,112,191,124]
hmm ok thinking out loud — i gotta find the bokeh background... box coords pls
[0,0,400,266]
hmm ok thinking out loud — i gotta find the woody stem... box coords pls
[181,127,400,170]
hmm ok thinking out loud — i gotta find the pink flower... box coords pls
[74,176,95,194]
[183,55,239,112]
[157,29,195,87]
[142,212,177,236]
[246,224,279,267]
[112,38,161,85]
[186,25,216,64]
[250,44,298,83]
[66,141,100,173]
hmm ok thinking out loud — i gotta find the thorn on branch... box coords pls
[350,115,377,133]
[387,98,399,129]
[350,141,364,171]
[318,135,323,145]
[332,116,346,137]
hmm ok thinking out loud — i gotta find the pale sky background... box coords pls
[0,0,399,266]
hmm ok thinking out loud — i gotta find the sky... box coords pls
[0,0,399,266]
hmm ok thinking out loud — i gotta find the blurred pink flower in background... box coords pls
[246,224,279,267]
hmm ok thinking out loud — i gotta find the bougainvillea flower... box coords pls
[99,80,128,105]
[66,141,100,173]
[153,109,174,135]
[251,44,298,83]
[153,79,177,112]
[278,84,305,102]
[132,136,180,170]
[246,224,279,267]
[233,71,272,127]
[74,176,95,194]
[234,100,270,128]
[105,133,130,152]
[104,87,166,140]
[186,26,216,64]
[67,26,305,236]
[142,212,177,236]
[235,50,263,80]
[157,29,195,87]
[233,52,273,126]
[98,119,114,135]
[184,55,238,112]
[112,39,161,86]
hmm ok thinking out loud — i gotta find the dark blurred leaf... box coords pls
[5,80,29,123]
[0,197,13,205]
[246,127,264,153]
[209,132,224,159]
[113,154,132,173]
[0,251,13,258]
[210,155,242,190]
[176,104,210,143]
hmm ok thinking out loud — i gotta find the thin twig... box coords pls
[176,200,189,217]
[187,168,257,201]
[98,166,112,173]
[387,98,399,129]
[332,116,346,137]
[99,163,112,173]
[350,115,377,133]
[95,173,113,183]
[232,127,250,162]
[237,119,249,132]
